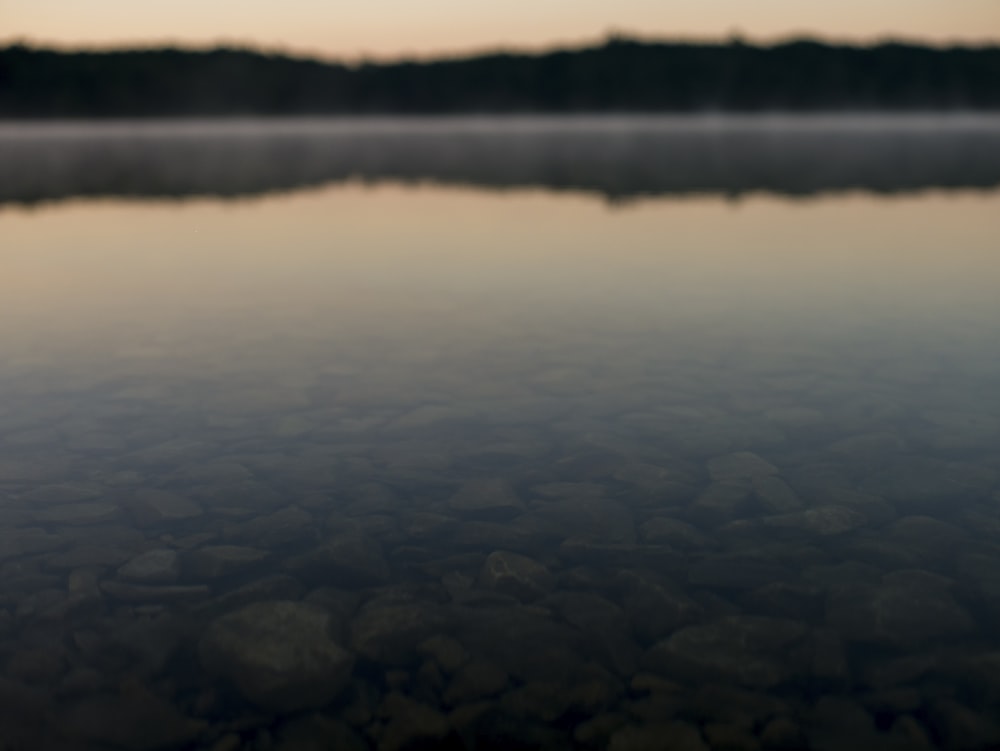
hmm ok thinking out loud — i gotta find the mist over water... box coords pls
[1,118,999,750]
[2,116,1000,205]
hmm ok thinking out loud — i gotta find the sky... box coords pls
[2,0,998,59]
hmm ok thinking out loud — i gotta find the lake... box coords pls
[1,117,999,751]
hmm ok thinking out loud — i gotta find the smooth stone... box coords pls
[531,482,606,499]
[619,571,703,644]
[688,554,791,590]
[816,487,897,526]
[861,459,996,507]
[350,592,448,665]
[741,582,825,622]
[643,616,809,688]
[612,462,697,495]
[443,661,509,705]
[751,476,803,513]
[118,549,180,584]
[206,574,305,613]
[759,716,806,749]
[707,452,779,483]
[925,698,1000,751]
[544,591,639,675]
[451,521,536,551]
[275,714,367,751]
[0,528,65,562]
[130,490,203,527]
[284,533,388,587]
[827,569,975,647]
[803,696,884,751]
[764,406,825,427]
[45,545,133,570]
[829,431,905,457]
[172,460,253,485]
[302,588,361,636]
[518,496,636,544]
[762,506,866,536]
[18,483,102,505]
[886,716,936,751]
[479,550,554,602]
[574,713,629,747]
[377,693,451,751]
[224,506,315,547]
[7,646,67,684]
[199,601,354,712]
[609,721,708,751]
[454,606,585,685]
[691,482,753,519]
[418,635,469,674]
[448,479,524,517]
[389,404,470,430]
[639,517,710,549]
[703,723,761,751]
[687,684,791,732]
[500,681,576,722]
[100,581,211,603]
[36,502,119,526]
[59,681,206,751]
[888,516,968,561]
[183,545,269,579]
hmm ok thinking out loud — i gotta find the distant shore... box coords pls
[2,39,999,117]
[2,115,999,206]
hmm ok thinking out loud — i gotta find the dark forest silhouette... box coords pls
[1,37,999,116]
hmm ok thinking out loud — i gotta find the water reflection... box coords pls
[1,131,999,750]
[2,116,1000,205]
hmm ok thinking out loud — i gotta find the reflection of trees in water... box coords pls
[2,118,1000,206]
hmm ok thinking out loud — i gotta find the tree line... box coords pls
[1,37,998,116]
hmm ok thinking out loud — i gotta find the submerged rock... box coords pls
[827,569,974,647]
[101,581,211,603]
[284,533,389,587]
[639,517,710,549]
[751,475,803,513]
[200,600,354,712]
[275,714,367,751]
[479,550,554,602]
[643,615,809,688]
[707,452,779,483]
[183,545,269,580]
[377,692,451,751]
[224,506,314,547]
[609,721,708,751]
[350,591,448,665]
[688,554,791,591]
[518,496,636,544]
[546,591,640,675]
[444,661,509,705]
[762,506,867,536]
[130,490,203,527]
[619,570,703,644]
[59,681,206,750]
[448,479,524,517]
[36,502,120,526]
[691,483,754,520]
[117,549,180,584]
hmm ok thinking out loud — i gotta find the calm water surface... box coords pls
[1,119,1000,750]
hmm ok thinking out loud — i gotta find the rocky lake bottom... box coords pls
[1,120,1000,750]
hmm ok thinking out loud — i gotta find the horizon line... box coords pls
[4,30,1000,65]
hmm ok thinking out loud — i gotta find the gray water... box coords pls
[1,118,999,751]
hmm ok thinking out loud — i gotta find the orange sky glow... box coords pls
[2,0,999,60]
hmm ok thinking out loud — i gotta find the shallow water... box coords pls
[1,118,1000,750]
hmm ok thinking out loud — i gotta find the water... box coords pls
[1,117,999,750]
